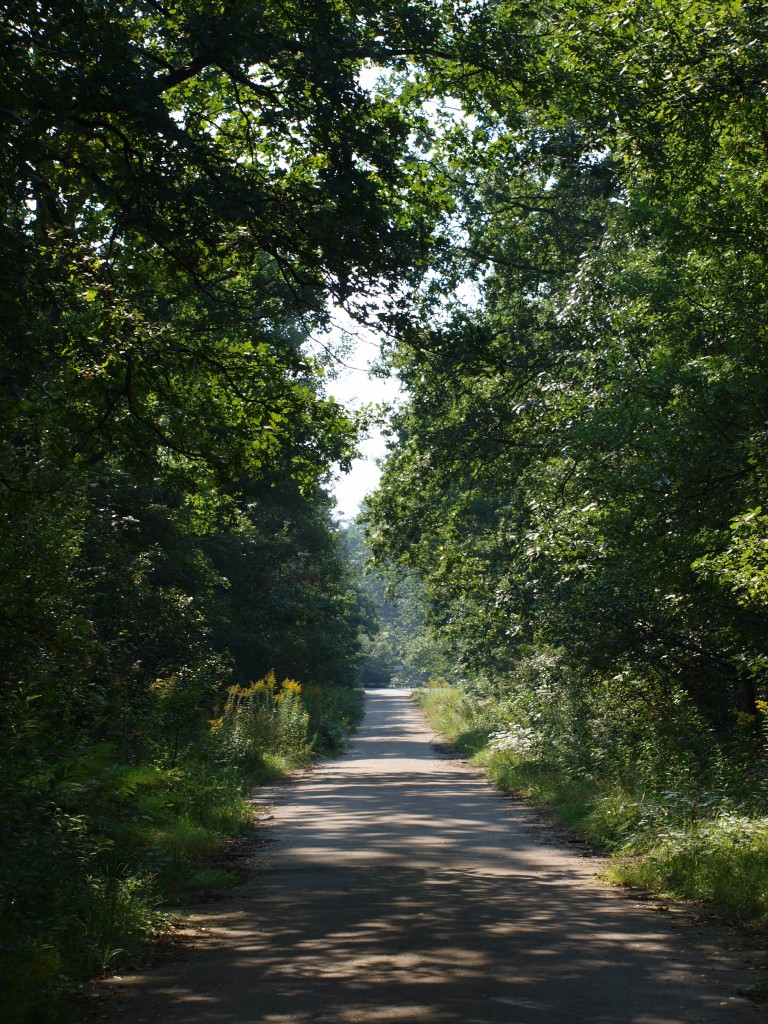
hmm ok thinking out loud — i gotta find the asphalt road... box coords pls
[106,688,766,1023]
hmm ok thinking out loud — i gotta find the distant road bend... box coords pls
[108,688,763,1023]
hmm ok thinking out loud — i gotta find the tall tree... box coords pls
[366,0,768,730]
[0,0,452,732]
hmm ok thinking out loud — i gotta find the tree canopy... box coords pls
[0,5,450,1012]
[365,0,768,733]
[5,1,768,1016]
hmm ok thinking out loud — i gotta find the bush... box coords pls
[417,656,768,926]
[2,672,364,1022]
[209,671,311,777]
[606,814,768,923]
[302,683,364,755]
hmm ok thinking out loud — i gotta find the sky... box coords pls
[321,62,407,523]
[318,315,402,523]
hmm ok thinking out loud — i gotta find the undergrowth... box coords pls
[416,656,768,927]
[2,676,362,1024]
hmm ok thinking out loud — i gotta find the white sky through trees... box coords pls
[322,325,401,523]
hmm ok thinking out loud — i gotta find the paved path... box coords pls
[107,689,765,1023]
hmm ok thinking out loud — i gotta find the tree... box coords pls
[366,0,768,732]
[0,7,455,1006]
[1,0,453,730]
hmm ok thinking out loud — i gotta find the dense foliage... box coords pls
[0,1,444,1018]
[343,523,455,688]
[367,0,768,736]
[362,0,768,921]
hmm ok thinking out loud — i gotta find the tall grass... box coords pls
[416,662,768,926]
[604,814,768,922]
[2,678,362,1024]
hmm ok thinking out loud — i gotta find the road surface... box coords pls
[106,688,765,1023]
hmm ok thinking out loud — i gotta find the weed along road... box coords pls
[107,689,764,1024]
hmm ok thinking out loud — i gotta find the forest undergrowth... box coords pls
[2,678,362,1024]
[416,658,768,928]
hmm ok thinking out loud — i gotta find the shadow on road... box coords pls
[107,689,760,1024]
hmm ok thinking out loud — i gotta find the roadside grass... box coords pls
[478,750,599,834]
[604,818,768,924]
[416,682,768,927]
[2,682,363,1024]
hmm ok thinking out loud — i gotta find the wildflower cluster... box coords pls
[211,671,311,773]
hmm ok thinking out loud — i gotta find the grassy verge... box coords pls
[416,683,768,927]
[2,681,363,1024]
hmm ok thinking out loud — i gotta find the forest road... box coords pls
[105,688,766,1024]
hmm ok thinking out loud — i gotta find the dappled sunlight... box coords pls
[108,690,756,1024]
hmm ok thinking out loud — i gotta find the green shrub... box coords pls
[418,663,768,926]
[302,683,364,754]
[2,674,362,1022]
[209,671,311,775]
[606,814,768,923]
